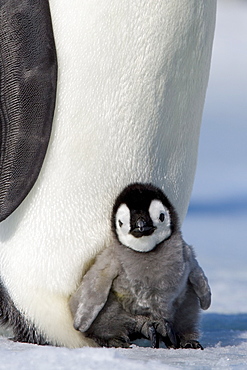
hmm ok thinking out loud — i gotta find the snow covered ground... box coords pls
[0,0,246,368]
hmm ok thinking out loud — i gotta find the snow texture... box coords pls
[0,0,246,368]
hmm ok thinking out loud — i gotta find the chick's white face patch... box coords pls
[115,203,131,238]
[115,200,171,252]
[149,199,171,244]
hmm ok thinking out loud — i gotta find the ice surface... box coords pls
[1,0,247,368]
[0,329,247,370]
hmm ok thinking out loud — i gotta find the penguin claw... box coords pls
[107,338,130,348]
[148,325,159,348]
[155,319,178,349]
[180,339,204,350]
[91,335,131,348]
[164,320,178,349]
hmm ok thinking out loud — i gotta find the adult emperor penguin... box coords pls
[0,1,216,347]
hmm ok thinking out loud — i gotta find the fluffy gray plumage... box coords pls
[70,183,211,349]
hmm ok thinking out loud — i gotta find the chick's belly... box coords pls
[112,283,155,316]
[116,292,151,316]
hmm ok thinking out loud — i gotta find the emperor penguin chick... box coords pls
[70,183,211,349]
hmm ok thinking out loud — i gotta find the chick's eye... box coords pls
[159,213,165,222]
[118,220,123,227]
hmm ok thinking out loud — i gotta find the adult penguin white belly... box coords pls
[0,0,216,347]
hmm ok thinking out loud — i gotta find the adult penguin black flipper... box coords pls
[0,0,57,221]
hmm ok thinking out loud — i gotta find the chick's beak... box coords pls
[130,217,156,238]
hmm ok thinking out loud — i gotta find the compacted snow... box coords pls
[0,0,246,368]
[0,325,246,370]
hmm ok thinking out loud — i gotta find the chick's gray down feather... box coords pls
[70,230,211,347]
